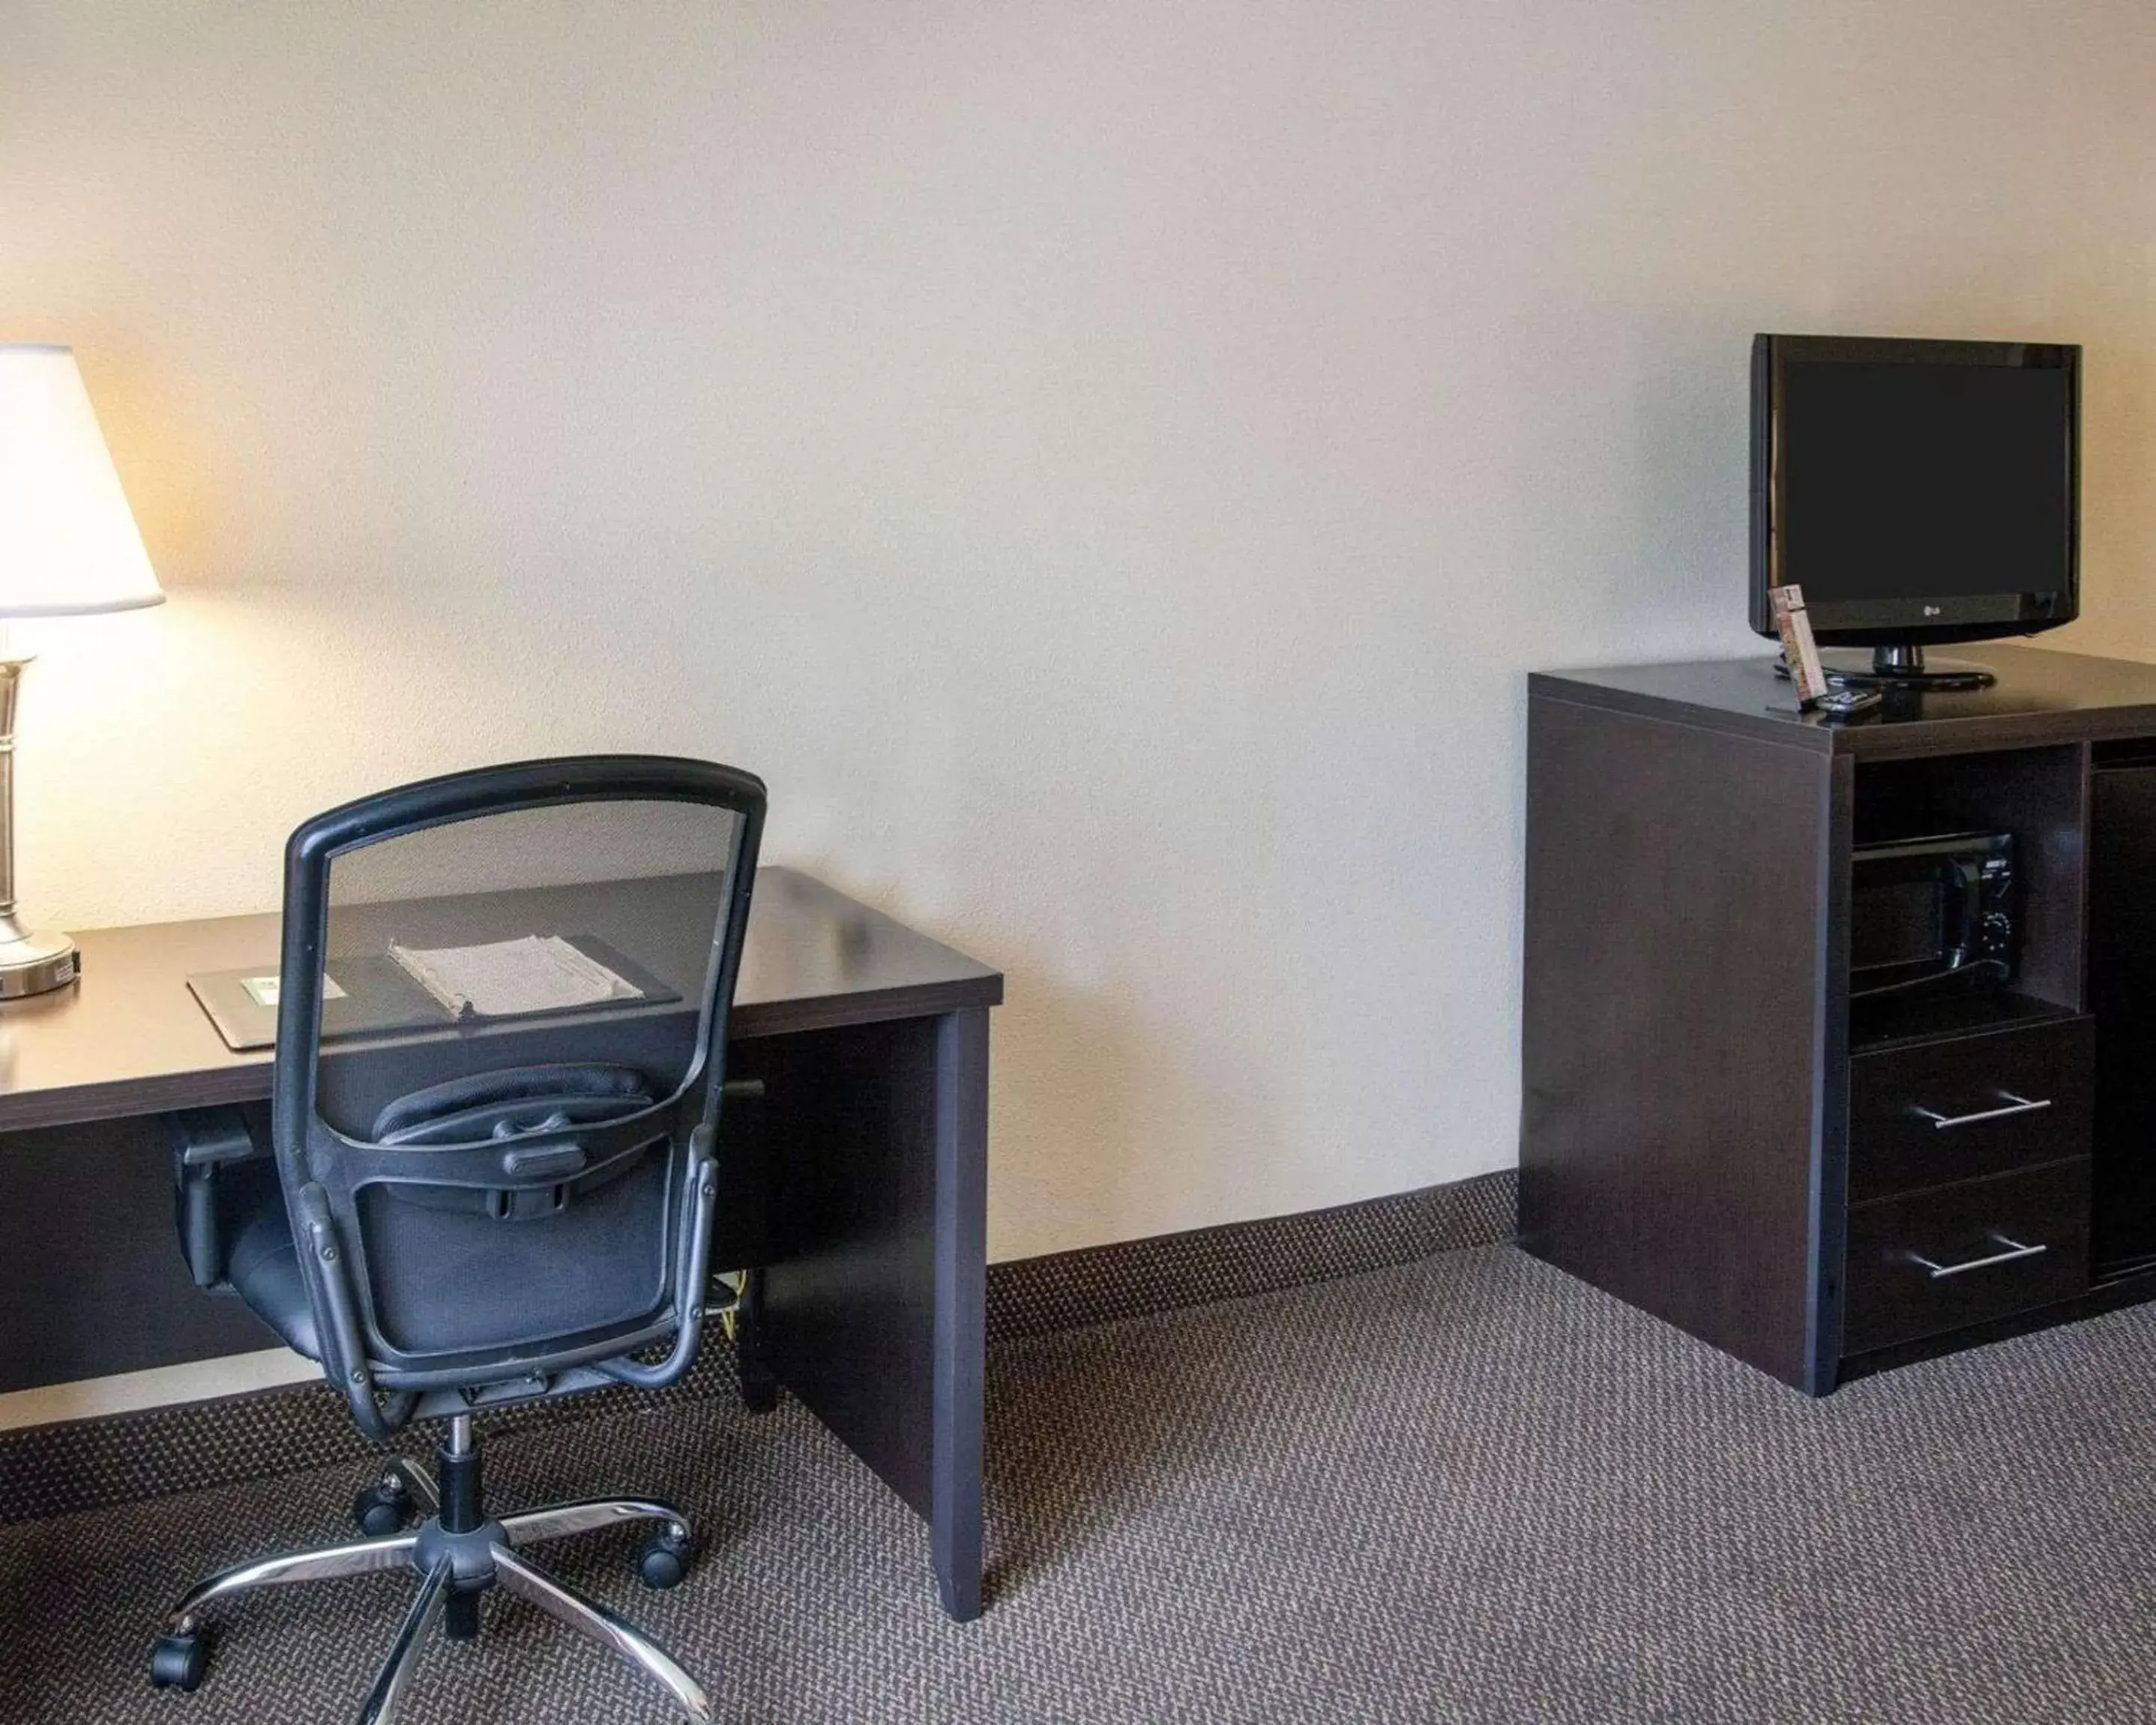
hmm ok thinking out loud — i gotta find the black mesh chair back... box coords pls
[272,755,765,1439]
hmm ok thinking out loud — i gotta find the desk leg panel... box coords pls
[748,1011,987,1622]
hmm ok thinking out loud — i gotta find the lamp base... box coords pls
[0,925,79,998]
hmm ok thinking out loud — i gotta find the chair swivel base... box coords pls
[149,1452,710,1723]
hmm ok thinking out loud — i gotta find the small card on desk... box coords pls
[239,974,345,1010]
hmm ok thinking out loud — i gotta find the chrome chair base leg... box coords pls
[496,1545,713,1721]
[162,1532,422,1634]
[502,1496,690,1548]
[358,1561,451,1725]
[150,1456,710,1722]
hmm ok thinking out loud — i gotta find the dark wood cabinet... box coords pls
[1520,645,2156,1393]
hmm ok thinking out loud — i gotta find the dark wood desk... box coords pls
[0,865,1002,1621]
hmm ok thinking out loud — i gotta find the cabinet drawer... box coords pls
[1842,1160,2088,1355]
[1848,1015,2092,1205]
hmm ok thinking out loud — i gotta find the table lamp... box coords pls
[0,344,165,997]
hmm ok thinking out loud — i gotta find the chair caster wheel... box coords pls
[353,1479,411,1537]
[150,1628,210,1691]
[635,1530,694,1590]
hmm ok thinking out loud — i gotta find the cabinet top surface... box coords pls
[1529,645,2156,757]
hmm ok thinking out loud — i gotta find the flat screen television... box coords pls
[1750,333,2080,689]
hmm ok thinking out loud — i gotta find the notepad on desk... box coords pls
[388,934,645,1020]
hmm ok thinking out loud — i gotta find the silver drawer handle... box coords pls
[1909,1092,2052,1131]
[1907,1235,2049,1279]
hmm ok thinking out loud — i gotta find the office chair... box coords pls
[151,755,766,1724]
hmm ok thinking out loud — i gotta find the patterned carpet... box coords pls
[3,1244,2154,1723]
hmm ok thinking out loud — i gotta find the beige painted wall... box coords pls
[4,1,2153,1263]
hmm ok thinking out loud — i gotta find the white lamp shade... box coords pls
[0,344,165,617]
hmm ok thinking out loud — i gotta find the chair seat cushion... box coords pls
[226,1189,322,1363]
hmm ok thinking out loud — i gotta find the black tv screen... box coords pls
[1750,335,2079,648]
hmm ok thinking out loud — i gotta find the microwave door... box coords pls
[1849,846,2009,998]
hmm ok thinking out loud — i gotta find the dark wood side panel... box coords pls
[752,1015,941,1520]
[752,1008,987,1622]
[1519,696,1833,1390]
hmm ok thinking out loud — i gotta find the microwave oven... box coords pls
[1849,830,2016,998]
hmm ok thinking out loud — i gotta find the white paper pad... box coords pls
[388,935,645,1020]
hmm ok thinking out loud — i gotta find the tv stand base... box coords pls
[1824,644,1997,690]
